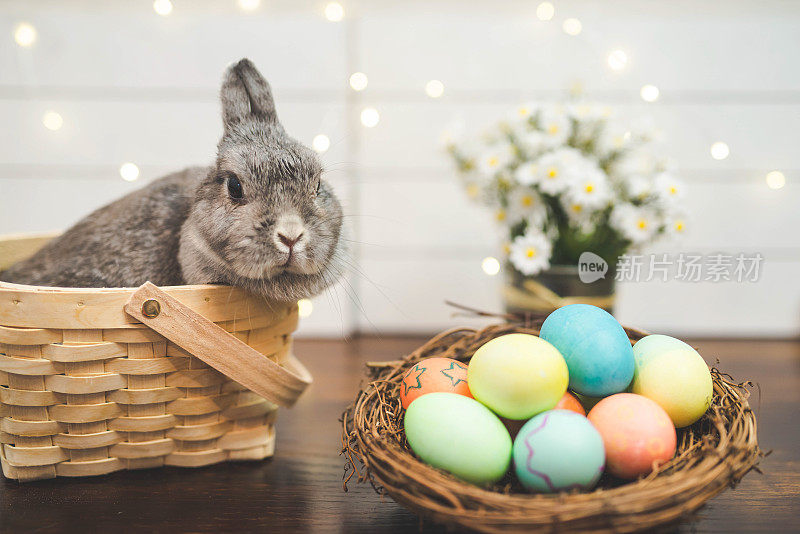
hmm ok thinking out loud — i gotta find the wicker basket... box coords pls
[0,233,312,481]
[342,321,762,533]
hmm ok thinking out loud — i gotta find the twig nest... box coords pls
[342,322,762,534]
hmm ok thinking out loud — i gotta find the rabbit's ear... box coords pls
[221,58,278,131]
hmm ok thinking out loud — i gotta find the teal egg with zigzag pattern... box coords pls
[512,409,605,493]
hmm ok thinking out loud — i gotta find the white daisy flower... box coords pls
[610,204,660,244]
[508,186,547,226]
[509,229,553,275]
[556,196,596,234]
[622,174,653,200]
[653,173,685,205]
[500,239,512,258]
[459,169,490,202]
[516,130,548,156]
[477,141,515,176]
[514,161,539,186]
[514,101,541,121]
[596,123,632,158]
[564,165,611,210]
[505,102,540,136]
[538,105,571,148]
[493,206,509,225]
[534,148,585,195]
[663,213,688,238]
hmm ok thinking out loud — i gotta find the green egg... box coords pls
[404,392,512,485]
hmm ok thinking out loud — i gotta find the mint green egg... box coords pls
[404,392,512,485]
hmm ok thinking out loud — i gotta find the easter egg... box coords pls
[404,392,512,484]
[554,392,586,416]
[468,334,569,420]
[588,393,677,479]
[399,357,472,409]
[540,304,634,397]
[631,335,713,428]
[513,409,605,493]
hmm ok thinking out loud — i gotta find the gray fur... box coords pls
[1,59,345,303]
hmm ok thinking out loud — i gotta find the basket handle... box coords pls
[124,282,312,408]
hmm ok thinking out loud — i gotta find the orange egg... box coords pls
[399,357,472,409]
[588,393,677,479]
[554,392,586,416]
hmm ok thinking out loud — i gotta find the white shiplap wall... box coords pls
[1,0,799,337]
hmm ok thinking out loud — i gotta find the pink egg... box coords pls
[588,393,677,479]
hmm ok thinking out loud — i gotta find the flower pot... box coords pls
[502,264,616,316]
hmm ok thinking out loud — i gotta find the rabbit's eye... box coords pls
[227,175,244,200]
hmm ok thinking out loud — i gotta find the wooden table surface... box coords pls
[1,336,798,533]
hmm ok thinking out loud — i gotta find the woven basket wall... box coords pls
[0,233,298,481]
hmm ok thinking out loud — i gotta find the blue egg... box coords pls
[513,409,605,493]
[539,304,634,397]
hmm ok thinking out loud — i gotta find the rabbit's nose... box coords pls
[278,232,303,248]
[274,214,306,252]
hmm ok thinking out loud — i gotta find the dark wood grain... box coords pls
[1,336,798,533]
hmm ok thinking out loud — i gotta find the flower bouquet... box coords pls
[444,102,687,313]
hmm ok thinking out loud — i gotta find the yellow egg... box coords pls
[631,335,713,427]
[468,334,568,420]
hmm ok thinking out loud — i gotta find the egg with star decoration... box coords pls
[399,357,473,409]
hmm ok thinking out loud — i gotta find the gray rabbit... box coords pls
[1,59,345,303]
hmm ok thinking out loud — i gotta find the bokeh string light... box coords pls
[360,107,380,128]
[297,299,314,317]
[42,111,63,131]
[119,162,140,182]
[536,2,554,21]
[349,72,368,91]
[562,18,582,36]
[640,85,660,102]
[312,134,331,153]
[710,142,730,160]
[153,0,173,16]
[14,22,37,47]
[765,171,786,190]
[425,80,444,98]
[325,2,344,22]
[238,0,261,11]
[607,50,628,71]
[481,257,501,276]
